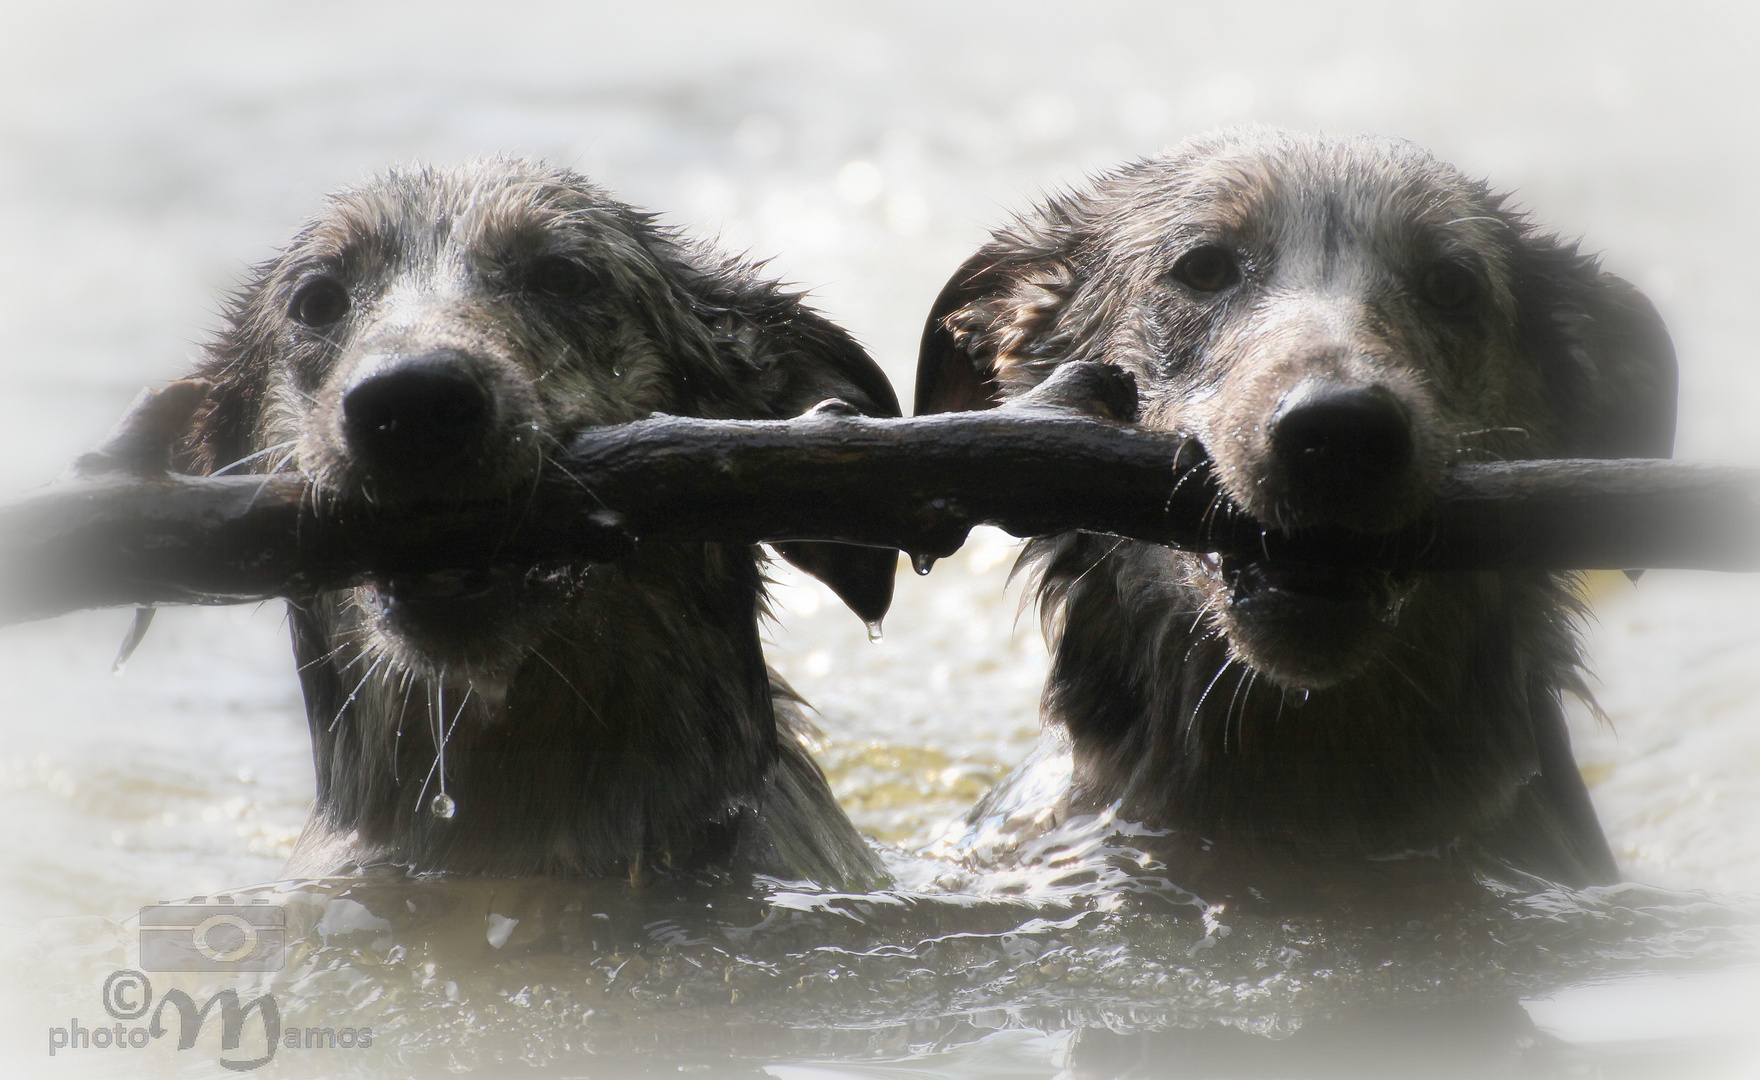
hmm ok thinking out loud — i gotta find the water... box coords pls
[1,1,1758,1076]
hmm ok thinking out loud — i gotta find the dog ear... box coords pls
[914,252,1014,415]
[758,317,902,625]
[744,299,902,424]
[171,350,267,477]
[170,269,280,478]
[1516,239,1678,461]
[914,238,1083,417]
[686,271,904,625]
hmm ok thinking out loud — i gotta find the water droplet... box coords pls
[865,619,884,643]
[911,553,937,576]
[611,364,625,378]
[430,793,457,819]
[1286,688,1311,708]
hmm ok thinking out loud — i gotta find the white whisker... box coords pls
[416,680,472,813]
[213,440,299,476]
[329,654,387,733]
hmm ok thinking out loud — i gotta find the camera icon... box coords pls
[138,896,285,972]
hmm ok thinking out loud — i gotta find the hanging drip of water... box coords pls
[865,619,884,643]
[1285,687,1311,708]
[423,682,471,819]
[911,553,937,576]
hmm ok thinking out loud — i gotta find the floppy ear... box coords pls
[1516,238,1678,461]
[686,269,904,626]
[754,300,901,627]
[171,358,265,477]
[171,267,283,477]
[740,299,902,423]
[913,235,1084,417]
[914,252,1013,415]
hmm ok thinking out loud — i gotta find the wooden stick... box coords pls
[2,380,1757,626]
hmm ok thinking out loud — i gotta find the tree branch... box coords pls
[2,380,1756,626]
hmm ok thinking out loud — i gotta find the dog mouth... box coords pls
[1195,544,1414,616]
[361,569,512,611]
[1213,553,1389,605]
[360,564,585,613]
[1191,544,1417,689]
[355,564,587,671]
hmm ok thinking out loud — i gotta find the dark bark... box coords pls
[2,388,1757,626]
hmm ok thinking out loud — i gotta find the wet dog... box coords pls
[917,129,1676,892]
[175,160,896,884]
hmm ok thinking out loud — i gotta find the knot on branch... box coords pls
[1005,362,1139,422]
[803,397,862,418]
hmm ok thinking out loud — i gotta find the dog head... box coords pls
[917,129,1674,688]
[180,160,899,677]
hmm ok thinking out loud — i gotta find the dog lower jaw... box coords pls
[354,564,588,683]
[1193,552,1415,690]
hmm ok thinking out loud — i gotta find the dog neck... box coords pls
[283,543,778,877]
[1033,535,1584,860]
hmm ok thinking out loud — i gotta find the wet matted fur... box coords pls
[177,159,896,885]
[917,129,1675,892]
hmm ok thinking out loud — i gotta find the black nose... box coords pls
[341,351,492,468]
[1269,380,1413,500]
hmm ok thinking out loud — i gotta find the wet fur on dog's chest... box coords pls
[288,543,778,877]
[1033,535,1578,854]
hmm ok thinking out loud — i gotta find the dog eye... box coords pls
[289,277,351,327]
[526,255,595,299]
[1420,262,1479,310]
[1170,246,1240,293]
